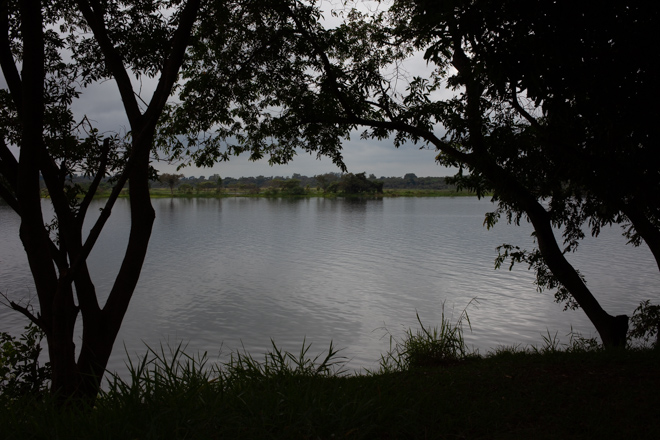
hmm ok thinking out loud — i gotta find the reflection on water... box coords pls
[0,197,658,376]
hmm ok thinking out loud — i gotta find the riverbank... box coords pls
[3,346,658,439]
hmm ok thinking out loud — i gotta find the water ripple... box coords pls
[1,197,658,377]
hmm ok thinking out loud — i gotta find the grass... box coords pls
[377,303,476,372]
[2,320,659,439]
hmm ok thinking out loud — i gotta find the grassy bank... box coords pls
[2,348,658,439]
[3,324,659,439]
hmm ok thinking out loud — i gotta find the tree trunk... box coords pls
[523,200,629,347]
[46,283,80,399]
[1,0,198,403]
[447,33,630,348]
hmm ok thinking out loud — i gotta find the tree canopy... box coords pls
[159,173,184,195]
[327,172,383,195]
[391,0,660,335]
[373,0,659,345]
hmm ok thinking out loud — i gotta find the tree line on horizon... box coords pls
[61,172,454,195]
[150,172,454,194]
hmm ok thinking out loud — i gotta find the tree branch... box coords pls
[0,138,18,184]
[77,137,110,223]
[74,0,142,127]
[67,159,131,283]
[285,3,358,120]
[510,87,543,131]
[0,172,18,211]
[8,299,42,328]
[16,0,59,320]
[142,0,201,131]
[0,0,22,113]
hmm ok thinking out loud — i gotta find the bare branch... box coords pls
[1,291,41,328]
[77,137,110,222]
[510,87,542,131]
[74,0,142,127]
[67,158,131,283]
[142,0,201,131]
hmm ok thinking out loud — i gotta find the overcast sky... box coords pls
[159,139,451,179]
[2,0,457,180]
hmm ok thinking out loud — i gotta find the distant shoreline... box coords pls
[141,188,482,198]
[28,188,487,201]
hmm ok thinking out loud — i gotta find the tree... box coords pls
[2,0,354,402]
[197,180,217,193]
[176,1,658,347]
[0,0,202,401]
[370,1,659,345]
[396,0,660,267]
[315,173,339,193]
[278,178,305,195]
[178,183,194,194]
[387,0,660,346]
[157,0,349,173]
[331,172,381,195]
[159,173,184,195]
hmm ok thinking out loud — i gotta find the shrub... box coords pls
[629,300,660,348]
[0,323,51,399]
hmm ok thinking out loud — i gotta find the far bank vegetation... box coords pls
[50,172,464,197]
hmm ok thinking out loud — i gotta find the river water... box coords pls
[0,197,658,375]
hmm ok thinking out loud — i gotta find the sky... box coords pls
[1,0,458,180]
[61,74,455,179]
[157,138,451,180]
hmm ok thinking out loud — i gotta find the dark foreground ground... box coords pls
[2,347,658,439]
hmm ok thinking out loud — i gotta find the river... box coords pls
[0,197,657,376]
